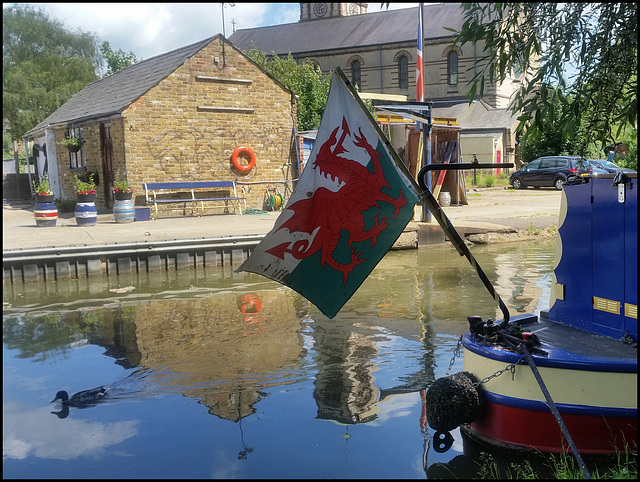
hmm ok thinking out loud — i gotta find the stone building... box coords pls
[230,3,521,167]
[23,34,299,211]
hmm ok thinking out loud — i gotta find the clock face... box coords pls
[349,4,359,15]
[314,3,327,18]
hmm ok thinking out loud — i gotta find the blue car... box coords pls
[588,159,637,174]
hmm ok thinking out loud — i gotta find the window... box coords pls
[525,160,540,171]
[448,51,458,86]
[351,60,361,90]
[539,159,554,169]
[398,56,408,89]
[66,127,85,170]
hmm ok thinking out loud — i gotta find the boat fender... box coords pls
[425,371,482,432]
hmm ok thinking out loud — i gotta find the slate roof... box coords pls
[24,35,219,137]
[229,4,465,55]
[432,100,519,131]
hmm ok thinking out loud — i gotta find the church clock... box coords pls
[314,3,328,18]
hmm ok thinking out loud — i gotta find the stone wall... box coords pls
[122,37,298,214]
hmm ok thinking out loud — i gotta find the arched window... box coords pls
[448,51,458,86]
[398,56,408,89]
[351,60,361,90]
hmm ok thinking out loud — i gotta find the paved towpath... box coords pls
[3,187,562,251]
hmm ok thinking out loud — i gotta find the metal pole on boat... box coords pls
[417,164,511,327]
[519,344,592,479]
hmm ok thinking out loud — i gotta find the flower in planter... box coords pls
[113,178,134,194]
[33,173,53,196]
[75,173,96,195]
[59,137,85,150]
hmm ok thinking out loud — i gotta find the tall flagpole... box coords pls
[416,2,431,221]
[416,2,424,105]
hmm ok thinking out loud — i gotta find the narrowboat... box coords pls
[459,173,637,454]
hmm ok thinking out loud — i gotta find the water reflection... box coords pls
[3,240,558,478]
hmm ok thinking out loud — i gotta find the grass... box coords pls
[465,171,511,189]
[477,446,637,479]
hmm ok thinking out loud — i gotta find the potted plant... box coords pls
[75,173,97,201]
[74,172,97,226]
[33,173,54,202]
[59,137,85,153]
[112,178,134,200]
[32,173,58,227]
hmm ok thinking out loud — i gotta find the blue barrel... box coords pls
[34,195,57,227]
[75,195,97,226]
[113,198,135,223]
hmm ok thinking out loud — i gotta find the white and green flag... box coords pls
[237,70,418,318]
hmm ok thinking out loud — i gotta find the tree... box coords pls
[101,41,139,76]
[451,3,637,155]
[244,48,331,131]
[3,4,101,140]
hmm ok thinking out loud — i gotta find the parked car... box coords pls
[588,159,637,174]
[577,159,609,178]
[509,156,587,190]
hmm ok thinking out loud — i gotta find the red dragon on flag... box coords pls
[237,69,418,318]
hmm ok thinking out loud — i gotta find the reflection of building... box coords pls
[314,331,380,424]
[128,290,305,421]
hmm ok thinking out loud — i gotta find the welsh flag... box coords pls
[236,69,419,318]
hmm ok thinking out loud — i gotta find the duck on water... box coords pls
[50,386,108,418]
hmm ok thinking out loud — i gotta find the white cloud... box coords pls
[7,3,419,62]
[2,399,139,461]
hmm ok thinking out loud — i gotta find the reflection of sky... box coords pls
[3,343,140,462]
[3,400,138,460]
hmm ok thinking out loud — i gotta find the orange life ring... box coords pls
[231,146,256,173]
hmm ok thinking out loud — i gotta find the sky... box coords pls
[6,3,417,66]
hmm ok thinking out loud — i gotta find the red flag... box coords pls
[416,3,424,102]
[236,70,419,319]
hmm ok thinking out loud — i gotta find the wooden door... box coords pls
[100,122,114,208]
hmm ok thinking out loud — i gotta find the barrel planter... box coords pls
[34,194,58,227]
[75,194,97,226]
[113,192,135,224]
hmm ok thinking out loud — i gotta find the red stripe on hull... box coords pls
[468,399,637,454]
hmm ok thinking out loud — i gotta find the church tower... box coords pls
[299,3,368,22]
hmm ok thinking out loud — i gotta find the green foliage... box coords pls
[55,198,76,213]
[113,178,134,193]
[452,3,637,156]
[244,47,331,131]
[59,137,85,149]
[32,172,53,196]
[612,128,637,171]
[74,172,96,195]
[100,41,139,76]
[2,4,101,141]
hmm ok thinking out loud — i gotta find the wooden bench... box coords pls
[142,181,246,219]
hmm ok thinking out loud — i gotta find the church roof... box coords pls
[229,4,465,56]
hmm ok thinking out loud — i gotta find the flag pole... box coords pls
[334,67,511,327]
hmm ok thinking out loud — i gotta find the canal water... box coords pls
[4,239,561,478]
